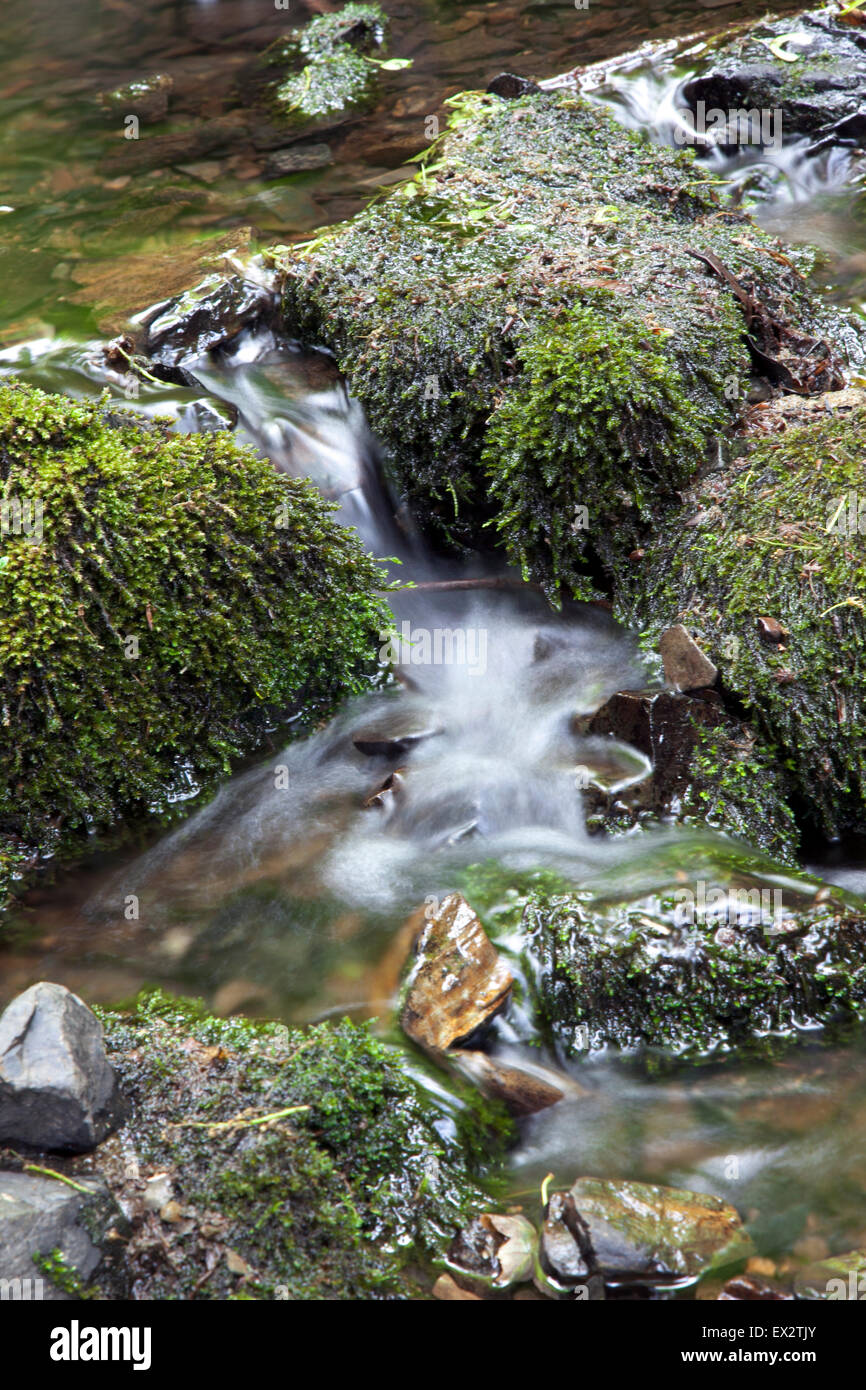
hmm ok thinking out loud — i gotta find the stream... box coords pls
[2,0,866,1283]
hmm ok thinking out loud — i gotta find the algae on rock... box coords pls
[523,847,866,1066]
[0,379,391,899]
[262,4,389,127]
[83,993,508,1299]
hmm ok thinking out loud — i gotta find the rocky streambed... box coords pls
[2,1,866,1302]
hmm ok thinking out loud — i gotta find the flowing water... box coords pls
[3,0,866,1282]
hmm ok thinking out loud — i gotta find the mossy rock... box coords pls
[522,845,866,1066]
[615,403,866,839]
[683,8,866,141]
[262,4,388,127]
[275,87,857,598]
[0,379,391,896]
[82,993,508,1299]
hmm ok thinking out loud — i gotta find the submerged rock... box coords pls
[524,862,866,1063]
[400,893,513,1057]
[450,1049,581,1117]
[0,1170,128,1300]
[0,984,121,1153]
[794,1248,866,1299]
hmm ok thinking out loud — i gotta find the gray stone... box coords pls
[0,983,122,1153]
[0,1170,127,1300]
[659,624,718,692]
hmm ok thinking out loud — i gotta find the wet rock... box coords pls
[352,712,443,758]
[794,1249,866,1300]
[137,272,278,373]
[486,73,541,99]
[565,1178,752,1282]
[659,624,718,692]
[432,1272,484,1300]
[400,894,513,1057]
[680,10,866,146]
[450,1050,582,1117]
[0,983,122,1154]
[541,1192,591,1286]
[362,768,406,810]
[756,615,788,645]
[0,1170,128,1299]
[718,1273,794,1300]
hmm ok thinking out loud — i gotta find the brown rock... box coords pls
[400,894,513,1057]
[659,624,718,691]
[450,1050,585,1116]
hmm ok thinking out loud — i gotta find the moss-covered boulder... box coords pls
[0,379,390,897]
[261,4,389,129]
[66,993,505,1299]
[616,400,866,839]
[275,87,856,597]
[522,845,866,1066]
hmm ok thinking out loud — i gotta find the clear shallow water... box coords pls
[2,0,866,1279]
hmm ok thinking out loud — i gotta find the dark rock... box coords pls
[0,983,122,1154]
[0,1170,128,1299]
[679,10,866,145]
[400,894,513,1057]
[659,623,718,691]
[576,685,797,858]
[447,1212,537,1291]
[138,273,278,372]
[486,73,541,99]
[352,713,443,758]
[756,615,788,645]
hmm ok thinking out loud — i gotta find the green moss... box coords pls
[92,992,508,1299]
[0,379,391,881]
[263,4,387,125]
[275,88,851,592]
[524,848,866,1067]
[616,406,866,837]
[33,1248,96,1300]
